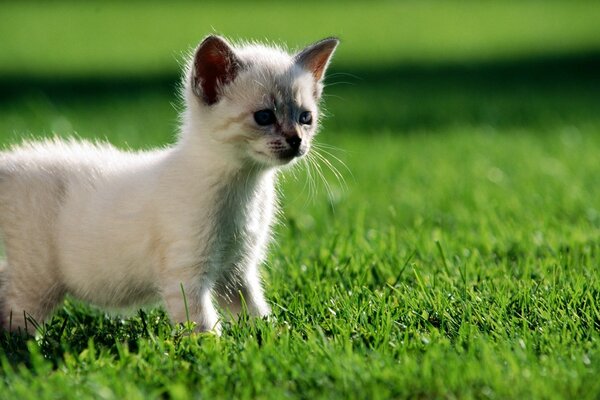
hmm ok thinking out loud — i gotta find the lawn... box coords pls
[1,1,600,399]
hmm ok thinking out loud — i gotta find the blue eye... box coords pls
[254,109,276,126]
[299,111,312,125]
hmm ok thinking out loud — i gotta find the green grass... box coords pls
[2,1,600,399]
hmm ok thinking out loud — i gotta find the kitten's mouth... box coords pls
[278,147,305,161]
[252,148,305,166]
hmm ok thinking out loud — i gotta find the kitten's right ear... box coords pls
[191,35,241,105]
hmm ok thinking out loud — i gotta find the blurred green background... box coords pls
[2,1,600,75]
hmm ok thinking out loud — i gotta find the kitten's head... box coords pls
[183,35,338,168]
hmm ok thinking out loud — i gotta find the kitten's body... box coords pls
[0,36,338,333]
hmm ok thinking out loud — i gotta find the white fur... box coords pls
[0,36,337,334]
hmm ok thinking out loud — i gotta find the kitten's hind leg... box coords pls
[0,261,65,334]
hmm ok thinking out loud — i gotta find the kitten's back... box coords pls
[0,139,146,229]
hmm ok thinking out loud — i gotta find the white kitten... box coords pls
[0,35,338,334]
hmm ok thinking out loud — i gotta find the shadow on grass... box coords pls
[0,303,171,371]
[323,51,600,132]
[1,51,599,133]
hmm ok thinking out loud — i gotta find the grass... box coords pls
[2,1,600,399]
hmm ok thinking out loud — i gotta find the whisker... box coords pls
[324,81,356,87]
[311,149,348,190]
[326,72,362,80]
[313,142,343,150]
[310,153,334,202]
[308,153,323,203]
[312,147,343,202]
[310,151,328,203]
[312,156,348,195]
[321,94,346,101]
[312,144,353,177]
[292,156,310,193]
[302,155,316,204]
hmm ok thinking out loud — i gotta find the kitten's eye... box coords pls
[254,109,276,126]
[299,111,312,125]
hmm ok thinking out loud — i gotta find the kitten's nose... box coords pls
[286,135,302,152]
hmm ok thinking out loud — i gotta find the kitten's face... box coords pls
[188,36,338,168]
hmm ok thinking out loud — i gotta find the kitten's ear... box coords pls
[295,37,339,82]
[191,35,241,105]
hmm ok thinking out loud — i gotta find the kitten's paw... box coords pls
[178,319,222,336]
[193,318,222,336]
[262,313,276,324]
[250,301,271,318]
[199,321,222,336]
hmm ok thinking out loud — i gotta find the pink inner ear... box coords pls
[305,53,331,82]
[193,37,240,105]
[296,38,339,82]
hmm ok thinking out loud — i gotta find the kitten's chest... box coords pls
[214,199,261,251]
[203,175,274,269]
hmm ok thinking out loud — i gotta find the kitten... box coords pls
[0,35,338,334]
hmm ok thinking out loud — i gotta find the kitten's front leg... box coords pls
[240,270,271,317]
[217,266,271,318]
[162,275,220,334]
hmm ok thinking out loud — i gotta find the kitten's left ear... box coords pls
[295,37,339,82]
[191,35,241,105]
